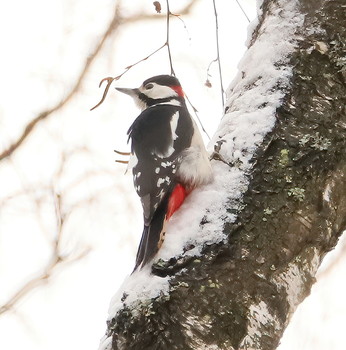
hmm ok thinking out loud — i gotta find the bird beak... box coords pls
[115,87,140,98]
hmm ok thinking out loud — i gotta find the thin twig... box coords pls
[92,0,179,111]
[212,0,225,108]
[165,0,175,76]
[184,94,211,140]
[114,150,130,156]
[235,0,251,23]
[205,58,218,87]
[170,12,192,42]
[90,43,166,111]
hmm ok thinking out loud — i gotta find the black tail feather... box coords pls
[133,225,149,271]
[133,194,170,271]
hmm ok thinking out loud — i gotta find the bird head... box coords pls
[116,75,185,110]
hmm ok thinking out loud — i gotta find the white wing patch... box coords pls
[141,83,178,100]
[157,178,165,187]
[153,112,180,158]
[164,146,175,158]
[170,111,179,141]
[161,160,173,168]
[157,176,171,188]
[156,188,165,199]
[127,152,138,170]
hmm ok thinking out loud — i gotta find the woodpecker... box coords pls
[116,75,213,270]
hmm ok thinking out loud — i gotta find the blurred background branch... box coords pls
[0,3,122,162]
[0,0,199,162]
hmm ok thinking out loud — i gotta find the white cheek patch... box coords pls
[152,112,180,159]
[141,83,178,100]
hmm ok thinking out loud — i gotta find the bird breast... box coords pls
[176,121,213,189]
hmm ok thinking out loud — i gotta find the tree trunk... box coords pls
[100,0,346,349]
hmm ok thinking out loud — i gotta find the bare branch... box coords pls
[0,0,200,161]
[235,0,251,23]
[0,247,90,315]
[166,0,175,76]
[184,94,211,140]
[0,149,104,316]
[0,3,122,162]
[212,0,225,108]
[205,58,218,87]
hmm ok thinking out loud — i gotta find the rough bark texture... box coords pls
[104,1,346,349]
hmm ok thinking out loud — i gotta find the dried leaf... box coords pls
[153,1,161,13]
[205,79,212,88]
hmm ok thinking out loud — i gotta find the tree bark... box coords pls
[100,1,346,349]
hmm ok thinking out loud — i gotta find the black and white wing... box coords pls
[127,104,193,225]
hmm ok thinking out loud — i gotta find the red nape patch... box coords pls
[166,184,188,220]
[171,85,184,97]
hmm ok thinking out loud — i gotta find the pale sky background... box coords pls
[0,1,345,349]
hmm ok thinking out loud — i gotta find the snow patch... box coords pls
[107,265,170,319]
[159,161,244,260]
[99,335,112,350]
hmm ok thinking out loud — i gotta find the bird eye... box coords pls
[144,83,154,90]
